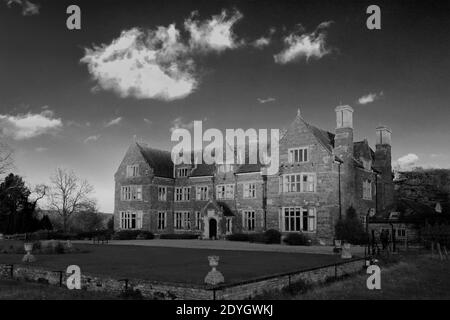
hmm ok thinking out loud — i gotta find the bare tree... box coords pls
[0,140,14,176]
[29,184,48,212]
[48,168,94,232]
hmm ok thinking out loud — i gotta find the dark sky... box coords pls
[1,0,449,211]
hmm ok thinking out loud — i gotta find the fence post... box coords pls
[437,243,444,261]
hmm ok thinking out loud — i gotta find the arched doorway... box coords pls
[209,218,217,239]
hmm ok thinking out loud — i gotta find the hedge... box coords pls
[159,233,199,240]
[283,233,311,246]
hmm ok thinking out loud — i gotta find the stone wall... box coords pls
[0,258,364,300]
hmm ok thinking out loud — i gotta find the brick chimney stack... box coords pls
[334,105,355,216]
[374,125,394,211]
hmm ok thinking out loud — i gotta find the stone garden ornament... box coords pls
[204,255,224,285]
[23,242,36,262]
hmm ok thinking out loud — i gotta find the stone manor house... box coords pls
[114,106,394,244]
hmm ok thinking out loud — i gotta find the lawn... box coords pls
[0,243,343,285]
[258,253,450,299]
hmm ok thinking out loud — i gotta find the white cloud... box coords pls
[5,0,39,16]
[257,97,276,104]
[184,10,243,53]
[358,91,383,105]
[84,135,100,144]
[0,110,62,140]
[81,10,246,101]
[253,37,271,49]
[396,153,419,170]
[105,117,122,127]
[170,117,194,132]
[81,26,197,101]
[274,21,333,64]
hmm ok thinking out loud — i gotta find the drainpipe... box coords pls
[375,173,378,215]
[337,160,342,220]
[263,174,267,231]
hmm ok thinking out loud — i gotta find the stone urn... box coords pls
[204,255,224,285]
[341,243,352,259]
[22,242,36,262]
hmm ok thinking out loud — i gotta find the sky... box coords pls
[1,0,449,212]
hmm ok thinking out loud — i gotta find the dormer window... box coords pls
[126,165,139,177]
[288,147,308,163]
[177,167,190,178]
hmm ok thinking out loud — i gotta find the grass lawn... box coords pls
[0,243,344,285]
[258,253,450,299]
[0,279,116,300]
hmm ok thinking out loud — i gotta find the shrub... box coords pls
[283,233,311,246]
[159,233,199,240]
[77,230,112,240]
[136,231,155,240]
[227,230,281,244]
[29,231,77,241]
[247,233,265,243]
[334,206,369,245]
[263,229,282,244]
[112,230,141,240]
[226,233,250,242]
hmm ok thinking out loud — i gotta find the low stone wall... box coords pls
[214,258,364,299]
[0,258,364,300]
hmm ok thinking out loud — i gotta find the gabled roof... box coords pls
[136,143,174,178]
[201,199,235,216]
[354,140,375,161]
[305,122,335,153]
[190,163,215,177]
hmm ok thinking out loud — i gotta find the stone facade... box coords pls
[114,107,394,244]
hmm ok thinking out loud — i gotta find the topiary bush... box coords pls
[283,233,311,246]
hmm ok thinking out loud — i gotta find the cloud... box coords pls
[105,117,122,127]
[4,0,39,16]
[396,153,419,170]
[358,91,383,105]
[253,37,271,49]
[84,135,100,144]
[274,21,333,64]
[252,27,276,49]
[257,97,276,104]
[184,9,243,53]
[170,117,195,132]
[81,10,245,102]
[0,110,62,140]
[81,26,197,101]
